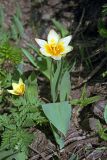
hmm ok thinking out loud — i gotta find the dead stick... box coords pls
[29,145,47,160]
[72,8,85,39]
[72,57,107,90]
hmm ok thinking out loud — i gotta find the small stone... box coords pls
[47,0,61,6]
[42,7,53,20]
[89,118,99,131]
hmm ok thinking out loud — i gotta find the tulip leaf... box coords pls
[22,48,37,68]
[13,15,24,38]
[42,101,72,135]
[52,19,69,37]
[104,105,107,123]
[59,70,71,101]
[51,61,61,102]
[22,48,51,79]
[51,125,64,149]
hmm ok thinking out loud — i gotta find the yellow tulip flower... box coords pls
[35,29,73,60]
[7,78,25,96]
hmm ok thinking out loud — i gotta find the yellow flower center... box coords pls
[45,42,64,56]
[15,84,25,95]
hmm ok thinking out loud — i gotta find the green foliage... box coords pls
[1,129,33,153]
[0,74,47,157]
[0,73,12,88]
[102,70,107,78]
[0,41,22,64]
[71,85,100,107]
[0,147,28,160]
[98,19,107,38]
[97,121,107,141]
[102,4,107,16]
[98,5,107,38]
[6,151,27,160]
[0,150,27,160]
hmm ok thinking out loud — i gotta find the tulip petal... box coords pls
[35,38,47,48]
[51,55,62,60]
[7,90,19,95]
[59,35,72,46]
[12,83,18,90]
[48,29,60,44]
[19,78,23,84]
[40,48,51,57]
[61,46,73,55]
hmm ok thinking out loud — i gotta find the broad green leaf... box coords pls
[51,61,61,102]
[52,19,69,37]
[104,105,107,123]
[42,101,72,135]
[60,71,71,101]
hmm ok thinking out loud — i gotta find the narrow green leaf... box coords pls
[104,105,107,123]
[13,15,24,38]
[10,24,18,40]
[42,101,72,135]
[51,61,61,102]
[80,96,100,107]
[15,3,22,19]
[51,125,64,149]
[52,19,69,37]
[22,48,50,79]
[0,5,4,28]
[27,43,40,54]
[22,48,37,68]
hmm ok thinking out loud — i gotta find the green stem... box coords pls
[50,58,53,87]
